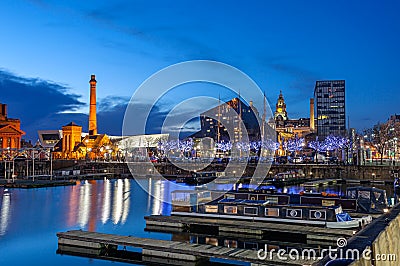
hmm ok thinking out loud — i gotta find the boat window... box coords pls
[205,205,218,213]
[322,199,335,207]
[286,209,302,219]
[206,237,218,246]
[244,207,258,216]
[265,197,279,204]
[224,240,238,248]
[224,206,237,214]
[310,210,326,220]
[265,208,280,217]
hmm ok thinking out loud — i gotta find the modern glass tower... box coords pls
[314,80,346,139]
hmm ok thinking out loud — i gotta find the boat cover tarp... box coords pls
[336,213,352,222]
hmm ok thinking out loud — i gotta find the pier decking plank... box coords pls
[57,230,315,265]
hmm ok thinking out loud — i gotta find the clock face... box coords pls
[277,108,282,113]
[90,122,96,129]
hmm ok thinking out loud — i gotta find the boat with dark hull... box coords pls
[263,169,308,187]
[171,190,372,229]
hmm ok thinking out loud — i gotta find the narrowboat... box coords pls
[171,190,372,229]
[177,171,225,185]
[265,169,307,186]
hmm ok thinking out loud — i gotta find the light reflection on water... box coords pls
[0,192,11,236]
[0,178,396,266]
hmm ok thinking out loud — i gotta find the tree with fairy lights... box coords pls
[323,135,348,164]
[286,137,305,154]
[308,137,327,163]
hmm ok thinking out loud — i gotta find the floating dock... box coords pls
[0,179,76,188]
[145,214,355,246]
[57,230,315,265]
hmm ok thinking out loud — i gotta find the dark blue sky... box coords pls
[1,0,399,140]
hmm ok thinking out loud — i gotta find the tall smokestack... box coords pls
[0,104,7,118]
[310,98,315,131]
[89,75,97,135]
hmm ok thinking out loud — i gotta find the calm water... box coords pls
[0,178,396,266]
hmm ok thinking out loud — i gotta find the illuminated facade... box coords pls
[274,92,315,138]
[49,75,117,160]
[88,75,97,135]
[196,97,263,142]
[273,92,315,155]
[61,122,82,159]
[0,103,25,149]
[314,80,346,139]
[274,91,288,126]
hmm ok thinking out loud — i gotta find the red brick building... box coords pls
[0,103,25,149]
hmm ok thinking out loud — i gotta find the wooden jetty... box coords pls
[0,179,76,188]
[57,230,315,265]
[145,214,355,246]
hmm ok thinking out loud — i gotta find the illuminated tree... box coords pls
[286,137,305,153]
[308,137,326,163]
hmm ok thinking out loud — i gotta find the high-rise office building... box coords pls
[314,80,346,139]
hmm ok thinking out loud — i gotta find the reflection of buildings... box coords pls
[67,179,131,229]
[314,80,346,139]
[0,103,25,149]
[112,179,130,224]
[147,177,173,215]
[101,179,111,224]
[0,192,11,236]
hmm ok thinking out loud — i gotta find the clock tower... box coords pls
[274,91,288,122]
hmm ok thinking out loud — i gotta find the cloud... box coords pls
[0,69,202,141]
[0,69,85,140]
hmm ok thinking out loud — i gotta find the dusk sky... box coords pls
[1,0,400,140]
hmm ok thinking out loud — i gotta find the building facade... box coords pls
[195,97,263,143]
[273,92,315,155]
[0,103,25,149]
[274,92,315,138]
[314,80,346,139]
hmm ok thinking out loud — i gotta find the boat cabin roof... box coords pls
[215,198,342,210]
